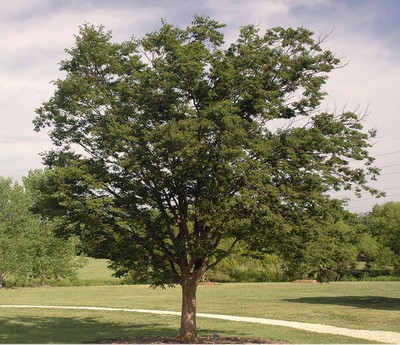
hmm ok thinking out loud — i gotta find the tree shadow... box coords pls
[283,296,400,311]
[0,315,240,343]
[0,315,151,343]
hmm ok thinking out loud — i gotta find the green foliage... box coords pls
[207,241,288,282]
[0,174,86,288]
[33,17,379,287]
[295,211,360,282]
[361,202,400,274]
[244,200,362,282]
[342,274,400,281]
[0,177,36,286]
[29,226,86,285]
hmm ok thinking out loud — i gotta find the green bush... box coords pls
[363,275,400,281]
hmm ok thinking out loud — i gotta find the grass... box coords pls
[0,307,373,344]
[32,258,122,287]
[74,258,122,285]
[1,282,399,343]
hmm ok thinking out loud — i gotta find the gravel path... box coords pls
[1,305,400,344]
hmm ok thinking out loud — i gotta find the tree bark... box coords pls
[180,273,199,343]
[40,274,46,286]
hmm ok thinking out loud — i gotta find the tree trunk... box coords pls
[180,273,199,343]
[0,274,3,288]
[40,274,46,286]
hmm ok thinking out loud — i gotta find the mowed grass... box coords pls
[76,258,122,285]
[1,282,399,343]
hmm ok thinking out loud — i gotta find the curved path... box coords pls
[1,305,400,344]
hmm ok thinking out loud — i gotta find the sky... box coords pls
[1,0,399,213]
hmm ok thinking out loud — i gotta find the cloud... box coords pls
[0,133,51,180]
[0,0,50,19]
[204,0,290,23]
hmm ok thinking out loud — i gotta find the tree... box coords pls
[33,17,379,342]
[207,242,289,282]
[362,202,400,273]
[0,177,33,287]
[0,175,85,288]
[29,223,85,286]
[283,205,361,282]
[24,171,87,286]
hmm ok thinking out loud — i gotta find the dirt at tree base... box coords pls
[97,336,289,344]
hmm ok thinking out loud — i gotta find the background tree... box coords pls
[0,177,33,287]
[0,174,85,288]
[24,171,87,286]
[207,242,289,282]
[33,17,380,342]
[361,202,400,274]
[283,205,361,282]
[29,223,85,286]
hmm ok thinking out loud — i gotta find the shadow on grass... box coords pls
[0,315,157,343]
[0,315,238,344]
[284,296,400,311]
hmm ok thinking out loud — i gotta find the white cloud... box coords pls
[0,0,50,18]
[0,1,167,165]
[205,0,290,23]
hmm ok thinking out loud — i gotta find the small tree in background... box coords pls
[24,171,87,286]
[361,202,400,274]
[33,17,380,342]
[28,219,86,286]
[0,175,85,288]
[0,177,34,287]
[285,206,361,282]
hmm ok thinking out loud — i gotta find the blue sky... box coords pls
[1,0,399,213]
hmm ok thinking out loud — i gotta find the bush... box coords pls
[341,273,400,282]
[207,253,289,283]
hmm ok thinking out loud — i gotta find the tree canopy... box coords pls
[0,174,84,287]
[33,16,380,342]
[0,177,32,287]
[361,201,400,274]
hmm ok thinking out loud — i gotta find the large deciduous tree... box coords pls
[33,17,379,342]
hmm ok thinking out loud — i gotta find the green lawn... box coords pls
[1,282,399,343]
[76,258,121,284]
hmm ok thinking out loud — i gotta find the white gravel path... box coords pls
[1,304,400,344]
